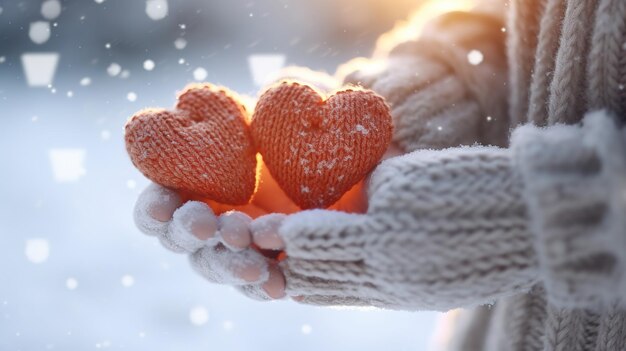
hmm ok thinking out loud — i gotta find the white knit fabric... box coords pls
[512,111,626,309]
[341,9,510,151]
[280,146,538,311]
[133,0,626,349]
[278,112,626,350]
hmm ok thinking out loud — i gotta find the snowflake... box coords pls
[467,50,484,65]
[189,306,209,326]
[143,59,155,71]
[49,148,87,182]
[248,54,286,86]
[193,67,207,81]
[29,22,51,45]
[25,239,50,264]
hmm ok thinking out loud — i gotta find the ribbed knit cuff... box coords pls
[511,111,626,309]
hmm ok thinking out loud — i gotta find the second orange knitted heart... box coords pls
[251,82,393,209]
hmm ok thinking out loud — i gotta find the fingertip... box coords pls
[234,263,265,283]
[188,207,218,240]
[168,201,219,252]
[262,265,286,299]
[251,214,286,250]
[147,187,183,222]
[219,211,253,250]
[135,184,181,236]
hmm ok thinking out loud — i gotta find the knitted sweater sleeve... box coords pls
[278,111,626,311]
[339,2,509,151]
[511,111,626,309]
[280,146,538,311]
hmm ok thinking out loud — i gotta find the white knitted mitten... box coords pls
[279,146,539,311]
[133,185,279,301]
[280,111,626,311]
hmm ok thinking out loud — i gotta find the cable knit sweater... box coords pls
[276,0,626,350]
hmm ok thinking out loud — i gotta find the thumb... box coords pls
[279,210,372,261]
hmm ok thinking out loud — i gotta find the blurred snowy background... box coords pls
[0,0,443,350]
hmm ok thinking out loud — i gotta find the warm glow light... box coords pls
[429,309,462,351]
[374,0,475,58]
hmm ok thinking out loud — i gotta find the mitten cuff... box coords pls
[511,111,626,309]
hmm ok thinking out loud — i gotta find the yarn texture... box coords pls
[275,0,626,350]
[251,82,393,209]
[125,84,257,205]
[134,0,626,349]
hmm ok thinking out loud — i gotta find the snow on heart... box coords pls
[250,81,393,209]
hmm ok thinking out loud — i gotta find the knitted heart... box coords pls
[125,84,257,205]
[251,82,393,209]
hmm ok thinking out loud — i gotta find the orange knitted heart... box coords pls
[251,82,393,209]
[125,84,257,205]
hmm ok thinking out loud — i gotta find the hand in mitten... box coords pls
[276,146,539,310]
[133,152,371,300]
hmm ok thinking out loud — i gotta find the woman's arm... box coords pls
[278,111,626,311]
[338,1,509,151]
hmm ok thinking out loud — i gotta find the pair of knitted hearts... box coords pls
[125,82,392,209]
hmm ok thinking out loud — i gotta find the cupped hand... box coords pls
[134,146,401,300]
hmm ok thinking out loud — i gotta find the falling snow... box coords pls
[25,239,50,264]
[189,306,209,326]
[193,67,207,81]
[146,0,168,20]
[248,54,286,86]
[101,130,111,140]
[222,320,234,331]
[467,50,484,65]
[174,38,187,50]
[49,148,87,182]
[107,63,122,77]
[66,278,78,290]
[121,274,135,287]
[41,0,62,20]
[29,21,51,45]
[3,3,443,349]
[301,324,313,334]
[143,59,155,71]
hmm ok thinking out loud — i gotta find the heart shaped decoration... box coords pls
[125,84,257,205]
[251,82,393,209]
